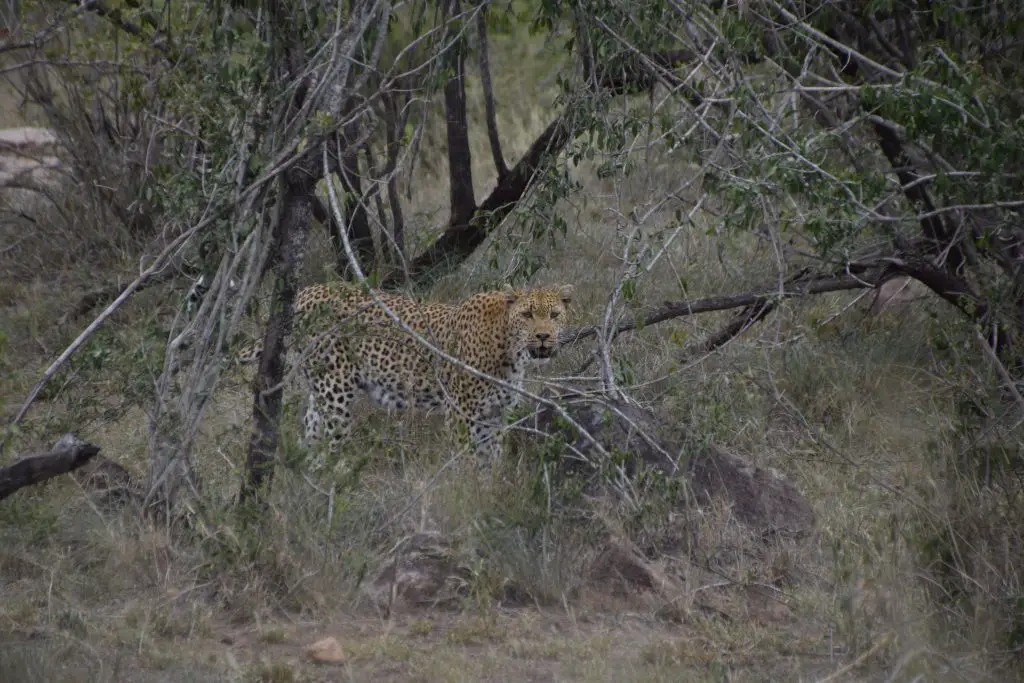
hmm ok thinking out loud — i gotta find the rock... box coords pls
[0,127,61,187]
[868,276,931,317]
[364,532,472,614]
[0,127,58,151]
[590,539,660,594]
[686,442,815,539]
[519,389,816,538]
[304,636,346,664]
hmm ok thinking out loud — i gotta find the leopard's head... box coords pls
[503,284,574,361]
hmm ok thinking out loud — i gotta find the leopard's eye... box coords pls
[521,310,533,319]
[550,311,560,319]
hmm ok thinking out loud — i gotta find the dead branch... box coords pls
[0,438,100,501]
[560,269,883,346]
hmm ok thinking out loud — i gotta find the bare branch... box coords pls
[561,270,884,347]
[476,4,507,180]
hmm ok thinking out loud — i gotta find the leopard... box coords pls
[236,281,574,463]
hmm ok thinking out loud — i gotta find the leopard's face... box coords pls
[503,284,574,361]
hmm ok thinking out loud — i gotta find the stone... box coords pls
[520,389,816,538]
[304,636,346,664]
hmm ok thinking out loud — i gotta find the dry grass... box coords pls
[3,20,1024,683]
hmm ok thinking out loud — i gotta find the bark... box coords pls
[238,168,314,508]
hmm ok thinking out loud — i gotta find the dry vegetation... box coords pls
[2,4,1023,683]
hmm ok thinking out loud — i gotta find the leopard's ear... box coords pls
[557,284,574,304]
[502,283,519,305]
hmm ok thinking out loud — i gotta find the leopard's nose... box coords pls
[536,332,551,342]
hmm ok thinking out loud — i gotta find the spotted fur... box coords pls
[237,282,574,461]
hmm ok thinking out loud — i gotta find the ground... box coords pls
[2,595,844,682]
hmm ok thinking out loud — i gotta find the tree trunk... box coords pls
[444,0,476,228]
[238,169,314,509]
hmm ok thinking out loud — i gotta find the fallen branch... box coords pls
[0,437,101,501]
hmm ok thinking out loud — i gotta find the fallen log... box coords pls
[0,434,101,501]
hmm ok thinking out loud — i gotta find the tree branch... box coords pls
[391,114,570,287]
[476,5,507,180]
[0,439,101,501]
[872,118,966,272]
[560,270,883,346]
